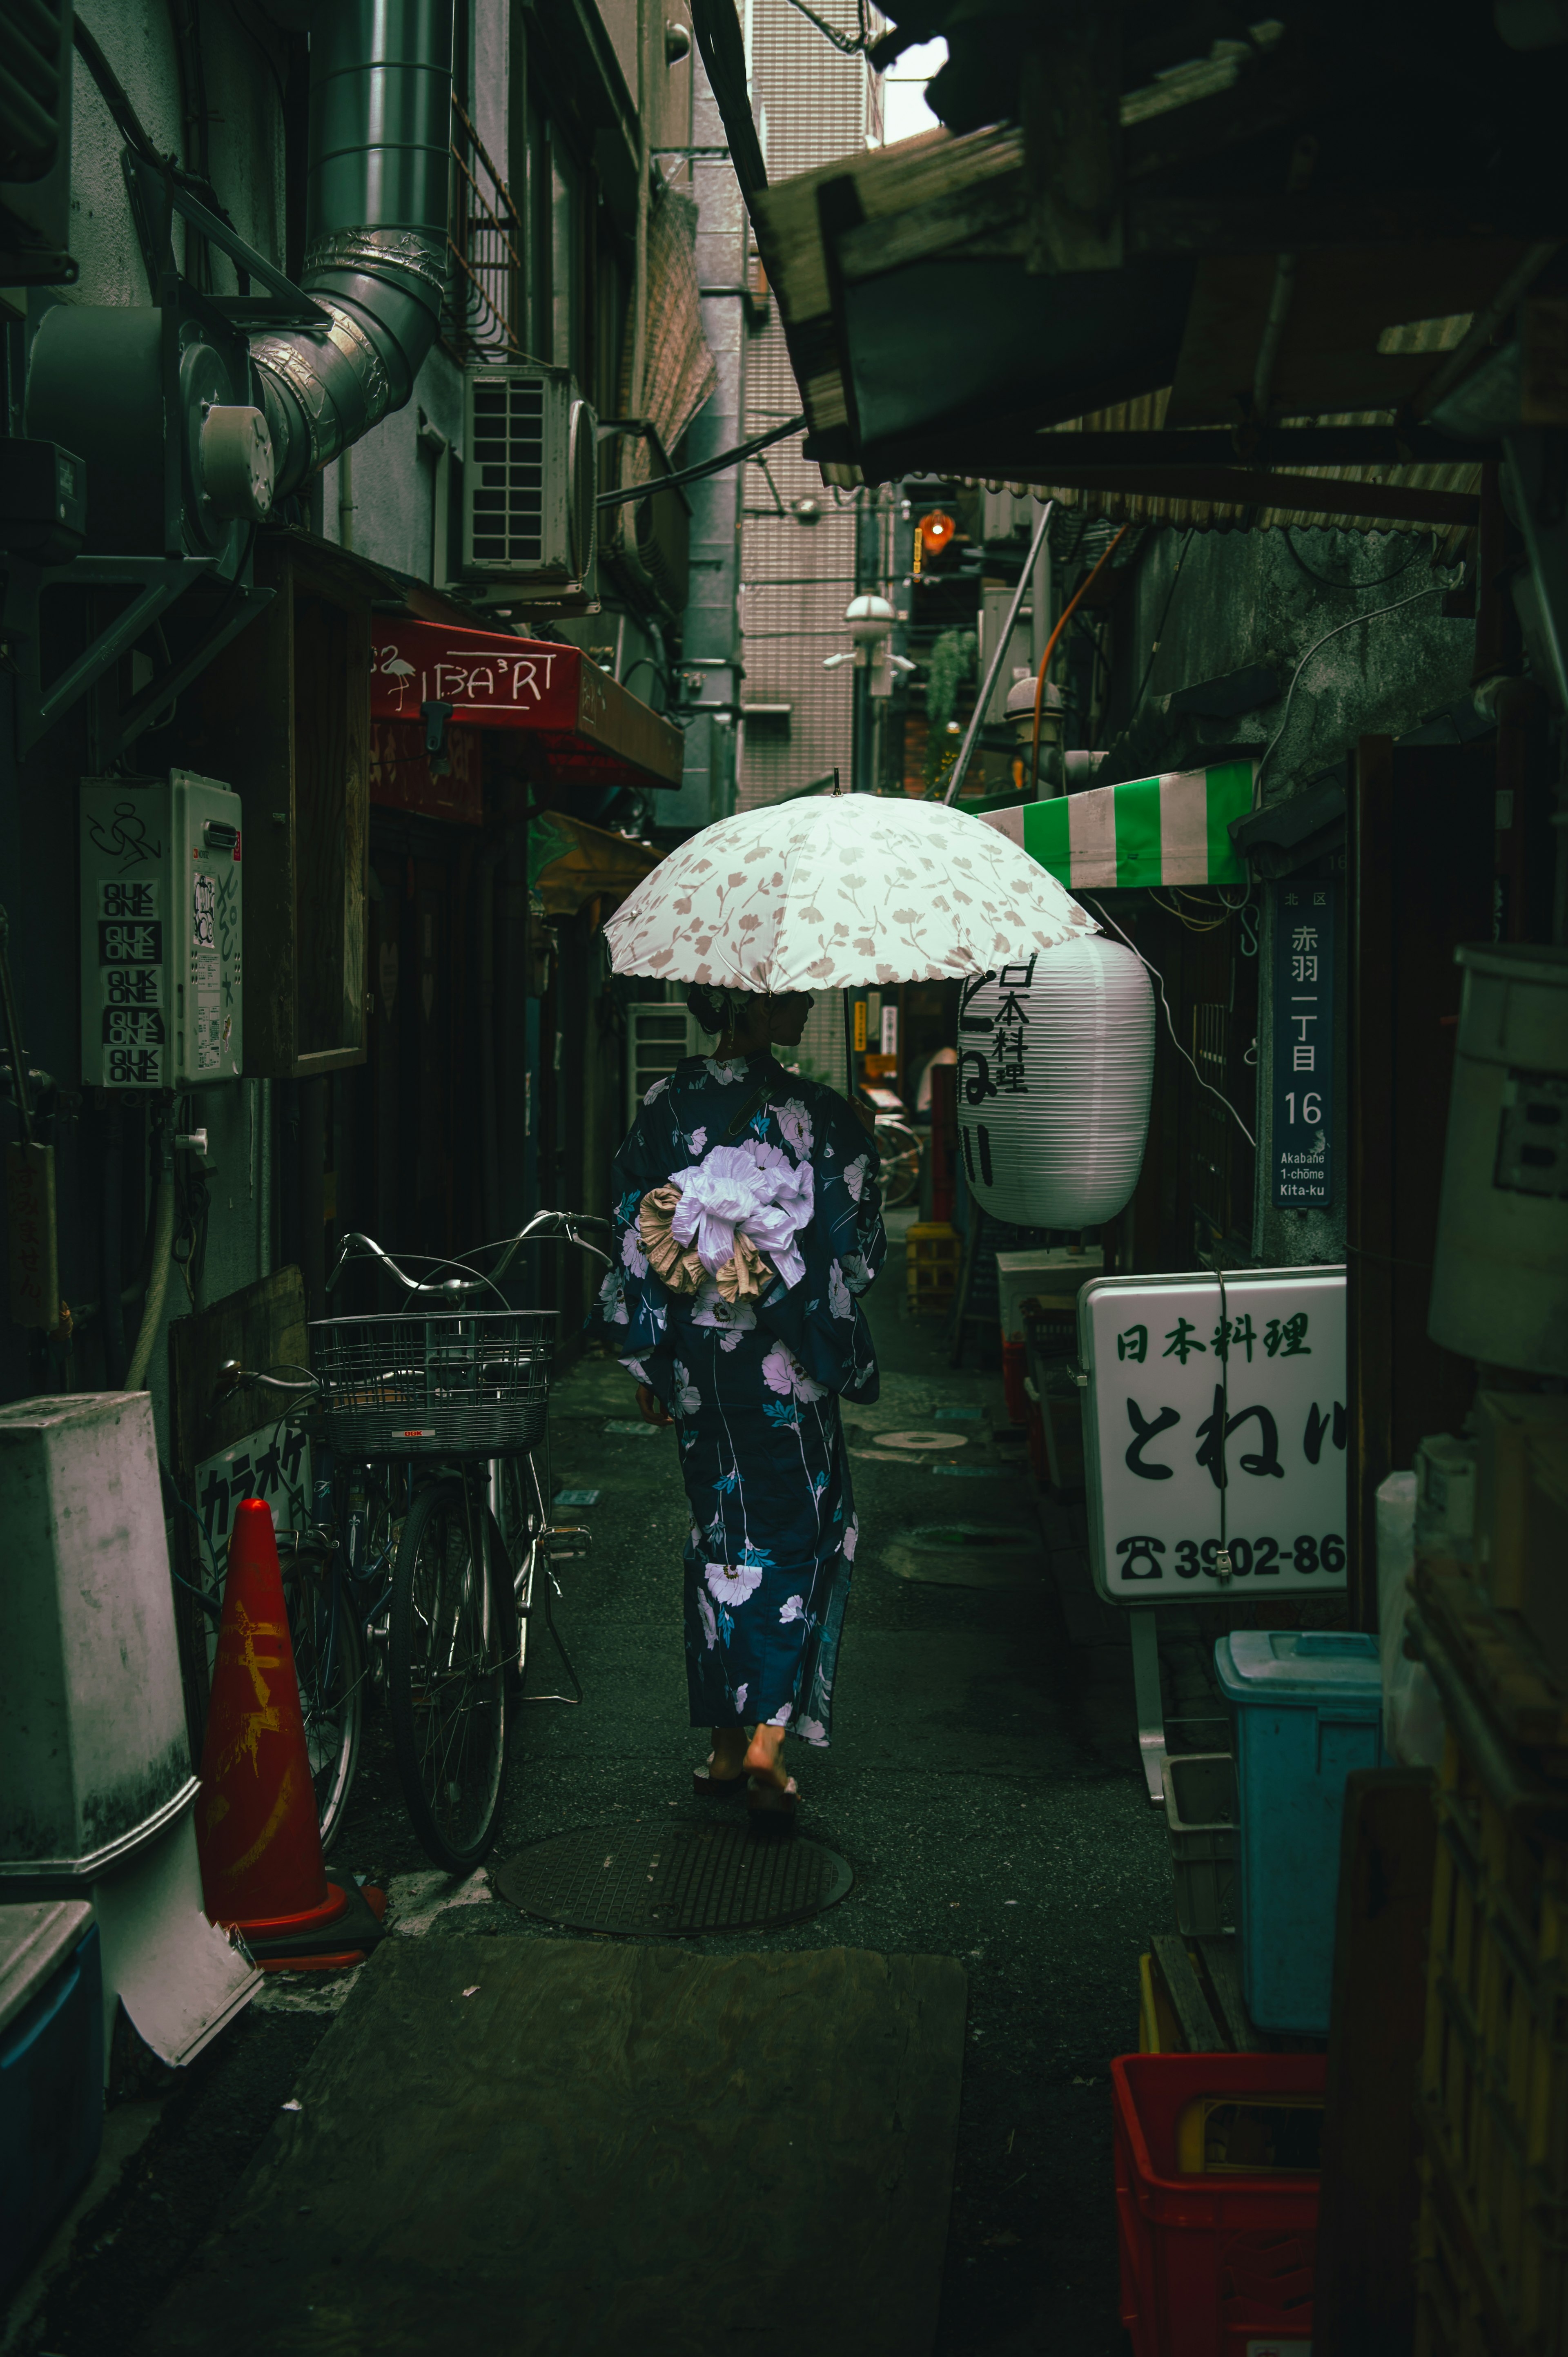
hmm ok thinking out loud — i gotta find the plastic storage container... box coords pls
[0,1902,104,2292]
[1215,1630,1386,2036]
[1164,1755,1236,1937]
[1113,2050,1323,2357]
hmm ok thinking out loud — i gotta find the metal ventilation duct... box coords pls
[253,0,454,499]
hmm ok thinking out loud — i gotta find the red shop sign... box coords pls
[369,618,682,789]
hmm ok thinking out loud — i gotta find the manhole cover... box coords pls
[873,1430,968,1451]
[493,1822,853,1938]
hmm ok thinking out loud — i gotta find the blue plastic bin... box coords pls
[1214,1631,1386,2036]
[0,1904,104,2294]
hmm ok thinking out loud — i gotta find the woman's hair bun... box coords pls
[686,983,746,1034]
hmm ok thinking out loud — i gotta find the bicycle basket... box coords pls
[308,1309,557,1458]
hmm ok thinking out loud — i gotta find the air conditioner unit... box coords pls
[460,364,598,609]
[626,1001,704,1129]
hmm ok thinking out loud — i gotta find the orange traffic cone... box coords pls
[196,1497,382,1970]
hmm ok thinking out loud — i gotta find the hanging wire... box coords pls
[1131,527,1195,714]
[780,0,872,53]
[1282,525,1425,595]
[1149,892,1231,932]
[1084,894,1258,1150]
[1029,524,1130,787]
[1252,581,1450,803]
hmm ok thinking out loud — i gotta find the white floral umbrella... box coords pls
[603,790,1096,988]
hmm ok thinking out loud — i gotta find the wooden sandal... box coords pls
[746,1774,799,1837]
[693,1755,748,1799]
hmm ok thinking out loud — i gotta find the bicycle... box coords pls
[863,1086,922,1209]
[216,1208,609,1874]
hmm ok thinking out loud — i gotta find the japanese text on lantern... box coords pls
[958,955,1036,1106]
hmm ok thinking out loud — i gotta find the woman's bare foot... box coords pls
[704,1728,748,1786]
[743,1723,794,1799]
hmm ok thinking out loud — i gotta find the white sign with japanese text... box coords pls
[1079,1267,1347,1604]
[193,1418,312,1572]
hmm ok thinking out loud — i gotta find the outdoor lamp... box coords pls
[823,595,915,697]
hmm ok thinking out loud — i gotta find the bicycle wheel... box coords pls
[877,1117,922,1209]
[387,1478,512,1873]
[284,1565,363,1852]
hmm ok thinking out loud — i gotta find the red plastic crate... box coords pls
[1112,2052,1324,2357]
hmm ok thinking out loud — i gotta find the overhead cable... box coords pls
[596,416,806,508]
[1083,896,1258,1151]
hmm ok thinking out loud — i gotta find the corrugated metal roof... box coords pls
[1016,319,1479,540]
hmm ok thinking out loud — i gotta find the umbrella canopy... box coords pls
[603,792,1097,989]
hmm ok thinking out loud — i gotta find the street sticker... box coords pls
[604,1419,661,1437]
[555,1488,601,1507]
[1080,1267,1347,1603]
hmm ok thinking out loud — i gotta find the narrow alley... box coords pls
[3,4,1567,2355]
[16,1214,1176,2355]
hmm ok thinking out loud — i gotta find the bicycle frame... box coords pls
[322,1211,610,1692]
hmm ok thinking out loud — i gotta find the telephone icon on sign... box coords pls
[1116,1535,1166,1581]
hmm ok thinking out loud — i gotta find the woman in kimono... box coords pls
[588,985,884,1830]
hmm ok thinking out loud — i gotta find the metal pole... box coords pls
[942,498,1055,805]
[852,493,880,791]
[1031,513,1052,673]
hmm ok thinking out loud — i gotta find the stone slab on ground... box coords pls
[133,1934,967,2357]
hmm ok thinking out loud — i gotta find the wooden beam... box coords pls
[866,457,1481,529]
[1023,2,1123,274]
[1005,426,1488,466]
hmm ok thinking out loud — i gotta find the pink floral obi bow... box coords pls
[638,1142,814,1300]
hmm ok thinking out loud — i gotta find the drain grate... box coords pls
[493,1822,853,1938]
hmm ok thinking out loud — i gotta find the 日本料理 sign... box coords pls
[1272,881,1336,1208]
[1079,1267,1348,1603]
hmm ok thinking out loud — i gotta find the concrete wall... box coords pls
[1120,524,1475,798]
[66,14,285,307]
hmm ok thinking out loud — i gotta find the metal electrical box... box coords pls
[80,771,243,1089]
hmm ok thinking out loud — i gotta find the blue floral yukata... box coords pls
[587,1052,885,1746]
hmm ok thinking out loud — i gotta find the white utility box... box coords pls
[996,1247,1104,1343]
[0,1393,198,1890]
[79,770,243,1089]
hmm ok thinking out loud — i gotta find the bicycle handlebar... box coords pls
[327,1209,612,1302]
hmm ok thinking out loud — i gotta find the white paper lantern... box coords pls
[955,938,1155,1227]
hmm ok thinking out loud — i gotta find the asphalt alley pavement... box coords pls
[9,1215,1171,2357]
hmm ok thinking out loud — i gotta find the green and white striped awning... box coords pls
[980,760,1254,891]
